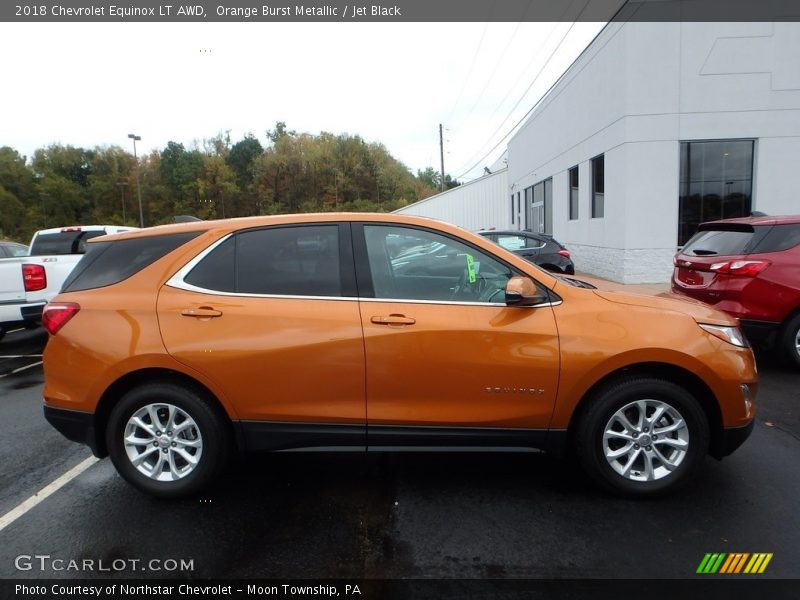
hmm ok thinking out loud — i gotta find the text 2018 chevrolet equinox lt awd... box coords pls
[42,214,757,498]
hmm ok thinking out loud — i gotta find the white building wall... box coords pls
[394,168,509,233]
[508,21,800,283]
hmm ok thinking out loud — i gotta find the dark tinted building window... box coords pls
[523,186,533,229]
[678,140,754,245]
[236,226,340,296]
[591,155,604,218]
[569,166,579,220]
[62,232,201,292]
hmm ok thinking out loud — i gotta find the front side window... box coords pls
[184,225,341,297]
[363,225,513,304]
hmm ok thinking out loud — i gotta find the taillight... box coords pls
[557,249,571,258]
[42,302,80,335]
[22,264,47,291]
[709,260,770,277]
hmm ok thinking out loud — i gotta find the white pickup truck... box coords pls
[0,225,137,340]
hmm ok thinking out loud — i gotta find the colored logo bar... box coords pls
[697,553,773,574]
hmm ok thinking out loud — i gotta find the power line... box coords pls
[453,0,593,180]
[443,23,489,125]
[454,20,581,180]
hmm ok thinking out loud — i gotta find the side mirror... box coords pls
[505,276,547,306]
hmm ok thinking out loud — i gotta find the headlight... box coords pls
[698,323,749,348]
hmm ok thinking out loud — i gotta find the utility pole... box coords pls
[439,123,445,192]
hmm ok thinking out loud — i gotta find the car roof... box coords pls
[94,213,465,242]
[702,215,800,227]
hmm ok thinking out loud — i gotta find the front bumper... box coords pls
[712,420,755,459]
[43,405,104,457]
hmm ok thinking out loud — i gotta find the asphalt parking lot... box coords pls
[0,326,798,593]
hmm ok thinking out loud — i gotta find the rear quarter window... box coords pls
[61,232,201,293]
[751,224,800,253]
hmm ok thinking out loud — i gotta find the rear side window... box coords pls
[184,225,341,297]
[751,224,800,253]
[30,230,108,255]
[62,232,201,293]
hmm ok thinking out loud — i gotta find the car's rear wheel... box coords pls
[106,383,231,498]
[575,377,709,497]
[779,313,800,368]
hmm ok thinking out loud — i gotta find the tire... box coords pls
[106,382,231,498]
[574,377,709,498]
[779,313,800,368]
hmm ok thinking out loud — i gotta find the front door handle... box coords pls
[181,307,223,318]
[370,314,416,326]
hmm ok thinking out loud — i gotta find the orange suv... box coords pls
[42,214,757,498]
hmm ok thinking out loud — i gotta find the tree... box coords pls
[0,185,26,241]
[32,144,95,188]
[160,141,204,212]
[227,134,263,187]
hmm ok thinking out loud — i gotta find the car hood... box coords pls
[592,290,738,326]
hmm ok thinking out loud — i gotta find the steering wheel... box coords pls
[450,268,490,301]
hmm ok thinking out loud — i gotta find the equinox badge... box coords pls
[485,387,545,395]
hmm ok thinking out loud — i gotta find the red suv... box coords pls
[672,215,800,366]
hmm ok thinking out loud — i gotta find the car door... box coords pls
[354,223,560,447]
[157,223,366,448]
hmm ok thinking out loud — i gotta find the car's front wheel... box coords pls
[575,377,709,497]
[106,382,231,498]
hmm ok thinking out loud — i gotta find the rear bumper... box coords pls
[739,319,779,348]
[43,405,104,457]
[0,301,45,327]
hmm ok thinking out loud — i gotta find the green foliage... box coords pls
[1,124,449,242]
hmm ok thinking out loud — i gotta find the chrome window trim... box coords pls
[167,231,560,309]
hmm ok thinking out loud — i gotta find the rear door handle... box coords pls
[181,307,223,318]
[370,314,416,326]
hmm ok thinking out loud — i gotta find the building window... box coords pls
[524,186,533,229]
[528,178,552,234]
[510,195,515,225]
[591,155,604,218]
[569,166,579,220]
[678,140,754,246]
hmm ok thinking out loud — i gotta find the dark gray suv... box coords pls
[479,230,575,274]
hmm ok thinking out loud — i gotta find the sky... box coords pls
[0,21,605,182]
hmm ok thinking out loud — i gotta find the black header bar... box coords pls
[3,0,799,23]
